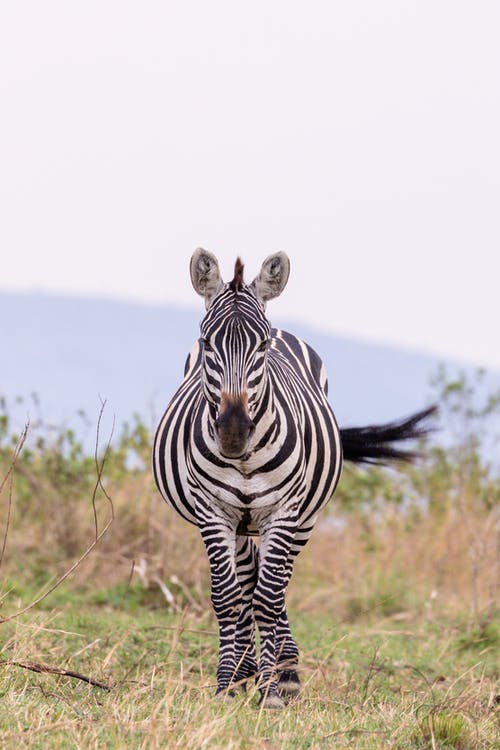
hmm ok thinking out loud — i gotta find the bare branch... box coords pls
[0,421,29,570]
[0,659,111,691]
[91,397,115,541]
[0,403,114,624]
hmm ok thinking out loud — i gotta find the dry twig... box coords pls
[0,421,29,570]
[0,402,115,624]
[0,659,111,691]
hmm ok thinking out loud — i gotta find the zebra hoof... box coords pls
[278,669,301,696]
[214,689,235,702]
[260,692,286,709]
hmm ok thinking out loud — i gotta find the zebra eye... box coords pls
[258,340,269,352]
[202,338,213,352]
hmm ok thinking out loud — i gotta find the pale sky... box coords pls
[1,2,499,369]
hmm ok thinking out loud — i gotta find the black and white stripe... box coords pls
[153,249,435,707]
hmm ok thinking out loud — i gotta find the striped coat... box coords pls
[153,249,434,708]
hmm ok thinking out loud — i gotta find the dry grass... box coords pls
[0,422,499,748]
[294,508,499,625]
[0,601,498,749]
[2,463,498,607]
[2,464,498,626]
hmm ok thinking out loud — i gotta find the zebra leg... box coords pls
[233,535,259,687]
[275,527,312,696]
[253,510,297,708]
[276,606,301,695]
[196,501,242,697]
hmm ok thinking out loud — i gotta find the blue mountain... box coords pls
[1,292,493,448]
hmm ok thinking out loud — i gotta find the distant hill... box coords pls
[2,292,496,448]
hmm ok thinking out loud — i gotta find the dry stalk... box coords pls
[0,421,29,570]
[0,401,115,624]
[0,658,111,690]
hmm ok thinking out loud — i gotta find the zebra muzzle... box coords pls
[215,394,256,459]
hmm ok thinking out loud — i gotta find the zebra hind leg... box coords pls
[233,535,259,689]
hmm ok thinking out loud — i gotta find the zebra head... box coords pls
[190,248,290,459]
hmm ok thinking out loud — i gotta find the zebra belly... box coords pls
[236,510,259,536]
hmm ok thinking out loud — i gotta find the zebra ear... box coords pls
[251,252,290,305]
[190,248,224,308]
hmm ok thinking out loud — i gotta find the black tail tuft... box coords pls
[340,405,438,465]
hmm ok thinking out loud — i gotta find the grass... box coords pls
[1,486,499,749]
[0,591,498,749]
[1,401,499,747]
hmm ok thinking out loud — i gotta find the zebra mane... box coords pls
[229,257,245,292]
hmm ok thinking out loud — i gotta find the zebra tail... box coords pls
[340,405,438,465]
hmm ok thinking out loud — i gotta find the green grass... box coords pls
[1,591,498,749]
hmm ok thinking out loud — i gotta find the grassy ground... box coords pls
[1,400,499,748]
[0,586,498,749]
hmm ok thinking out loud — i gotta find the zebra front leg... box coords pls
[233,535,259,688]
[234,541,297,698]
[276,527,313,696]
[253,510,297,708]
[197,504,242,698]
[276,607,301,696]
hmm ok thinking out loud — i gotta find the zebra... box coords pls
[153,248,435,708]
